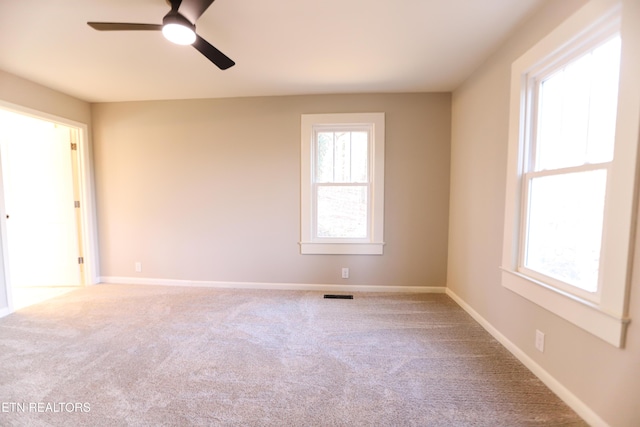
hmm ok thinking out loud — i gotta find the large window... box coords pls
[300,113,385,255]
[501,2,638,347]
[520,35,620,301]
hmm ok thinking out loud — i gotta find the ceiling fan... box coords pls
[87,0,235,70]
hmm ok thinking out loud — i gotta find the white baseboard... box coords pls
[445,288,608,427]
[0,307,10,318]
[99,276,446,294]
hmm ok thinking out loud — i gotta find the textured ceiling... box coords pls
[0,0,545,102]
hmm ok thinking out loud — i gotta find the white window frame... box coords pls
[501,0,638,347]
[300,113,385,255]
[518,30,620,303]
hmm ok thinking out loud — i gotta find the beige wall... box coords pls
[92,93,451,287]
[448,0,640,425]
[0,69,91,124]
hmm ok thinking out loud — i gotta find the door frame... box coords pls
[0,100,99,314]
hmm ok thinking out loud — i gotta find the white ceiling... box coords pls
[0,0,545,103]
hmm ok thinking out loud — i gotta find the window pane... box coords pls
[351,131,368,182]
[587,36,621,163]
[315,130,369,184]
[317,185,367,238]
[317,132,334,183]
[524,170,606,292]
[536,36,620,171]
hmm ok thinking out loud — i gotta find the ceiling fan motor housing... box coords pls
[163,10,195,29]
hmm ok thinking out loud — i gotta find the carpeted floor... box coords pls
[0,284,586,426]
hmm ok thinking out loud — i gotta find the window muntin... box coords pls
[519,35,621,299]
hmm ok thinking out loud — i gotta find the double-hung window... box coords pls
[520,33,620,300]
[300,113,385,255]
[501,1,639,347]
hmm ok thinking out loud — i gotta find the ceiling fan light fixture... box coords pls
[88,0,235,70]
[162,13,196,45]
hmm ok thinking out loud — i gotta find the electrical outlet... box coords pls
[341,267,349,279]
[135,262,142,273]
[535,329,545,352]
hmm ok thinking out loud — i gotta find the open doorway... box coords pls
[0,106,97,310]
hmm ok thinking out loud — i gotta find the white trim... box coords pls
[74,123,100,286]
[501,269,629,347]
[446,288,610,427]
[99,276,445,294]
[0,307,10,318]
[300,242,384,255]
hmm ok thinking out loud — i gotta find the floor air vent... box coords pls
[323,294,354,299]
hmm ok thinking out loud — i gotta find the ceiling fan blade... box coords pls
[193,34,235,70]
[88,22,163,31]
[176,0,216,24]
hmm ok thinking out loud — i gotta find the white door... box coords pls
[0,111,82,287]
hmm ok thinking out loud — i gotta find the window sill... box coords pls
[500,268,630,347]
[300,242,385,255]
